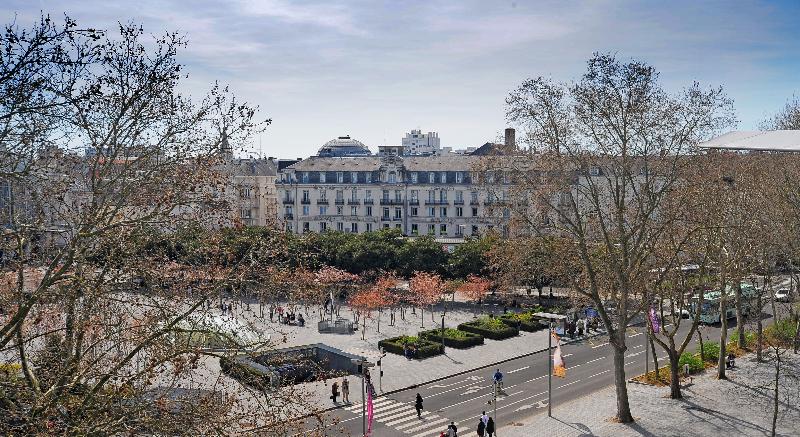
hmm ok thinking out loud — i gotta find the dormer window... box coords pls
[428,172,435,183]
[389,171,396,183]
[319,172,326,183]
[411,172,418,183]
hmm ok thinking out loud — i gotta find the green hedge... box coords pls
[679,352,704,374]
[378,335,444,359]
[499,312,546,332]
[418,328,484,348]
[697,342,720,363]
[458,317,519,340]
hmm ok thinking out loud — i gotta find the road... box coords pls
[296,279,788,437]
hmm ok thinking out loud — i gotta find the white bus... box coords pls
[693,283,757,324]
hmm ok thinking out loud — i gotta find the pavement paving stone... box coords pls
[501,352,800,437]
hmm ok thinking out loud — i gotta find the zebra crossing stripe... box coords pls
[402,417,451,433]
[372,404,414,419]
[380,409,431,424]
[395,416,445,431]
[384,412,435,427]
[411,422,458,437]
[343,397,391,412]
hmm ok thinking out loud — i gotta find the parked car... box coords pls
[775,288,792,303]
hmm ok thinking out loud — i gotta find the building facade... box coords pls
[402,129,441,156]
[277,149,512,238]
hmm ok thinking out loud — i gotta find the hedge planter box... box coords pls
[458,318,519,340]
[499,313,546,332]
[378,336,444,359]
[418,328,484,349]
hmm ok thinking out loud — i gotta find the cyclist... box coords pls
[492,369,503,390]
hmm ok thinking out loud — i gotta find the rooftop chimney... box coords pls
[504,128,515,148]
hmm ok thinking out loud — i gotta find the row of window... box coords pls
[291,189,507,203]
[290,221,481,236]
[285,205,491,218]
[287,170,515,184]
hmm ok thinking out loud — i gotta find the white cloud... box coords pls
[237,0,366,36]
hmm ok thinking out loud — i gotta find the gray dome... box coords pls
[317,135,372,157]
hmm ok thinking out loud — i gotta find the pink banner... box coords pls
[366,381,374,435]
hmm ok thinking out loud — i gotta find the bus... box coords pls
[692,283,757,324]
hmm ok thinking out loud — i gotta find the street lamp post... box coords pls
[351,357,374,437]
[533,312,566,418]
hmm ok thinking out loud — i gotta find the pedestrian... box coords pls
[477,419,485,437]
[330,381,339,404]
[486,417,495,437]
[583,318,589,335]
[480,411,488,427]
[447,421,458,437]
[342,378,350,403]
[415,393,423,418]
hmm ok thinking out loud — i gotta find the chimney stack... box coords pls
[504,128,515,148]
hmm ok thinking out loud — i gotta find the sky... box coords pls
[4,1,800,158]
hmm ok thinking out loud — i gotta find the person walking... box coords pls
[480,411,488,427]
[415,393,423,418]
[447,421,458,437]
[477,419,486,437]
[342,378,350,403]
[330,381,339,404]
[486,417,495,437]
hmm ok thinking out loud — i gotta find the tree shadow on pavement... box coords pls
[550,416,599,436]
[677,397,770,435]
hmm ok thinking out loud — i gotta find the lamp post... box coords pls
[533,312,566,418]
[351,357,374,437]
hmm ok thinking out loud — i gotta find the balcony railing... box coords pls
[453,200,465,205]
[408,200,419,205]
[364,199,374,205]
[393,217,403,221]
[425,200,449,206]
[470,200,480,205]
[335,199,345,205]
[282,199,294,205]
[317,199,329,205]
[300,199,311,204]
[381,216,391,221]
[347,199,360,205]
[380,199,403,205]
[284,213,294,219]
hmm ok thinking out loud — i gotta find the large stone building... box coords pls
[277,135,514,238]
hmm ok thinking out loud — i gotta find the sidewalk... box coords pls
[501,352,800,436]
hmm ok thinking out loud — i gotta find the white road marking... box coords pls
[508,366,530,374]
[592,342,609,349]
[588,369,611,378]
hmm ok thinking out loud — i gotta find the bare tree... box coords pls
[0,18,322,435]
[503,53,733,422]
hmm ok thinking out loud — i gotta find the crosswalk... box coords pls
[343,397,459,436]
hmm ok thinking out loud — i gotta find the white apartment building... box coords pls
[277,152,511,237]
[402,129,441,156]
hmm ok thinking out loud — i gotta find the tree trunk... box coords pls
[537,286,543,304]
[420,307,424,328]
[668,350,682,399]
[377,309,381,333]
[717,297,728,380]
[612,343,634,423]
[735,282,745,349]
[362,316,366,341]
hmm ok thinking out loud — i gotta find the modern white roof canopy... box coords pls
[698,130,800,152]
